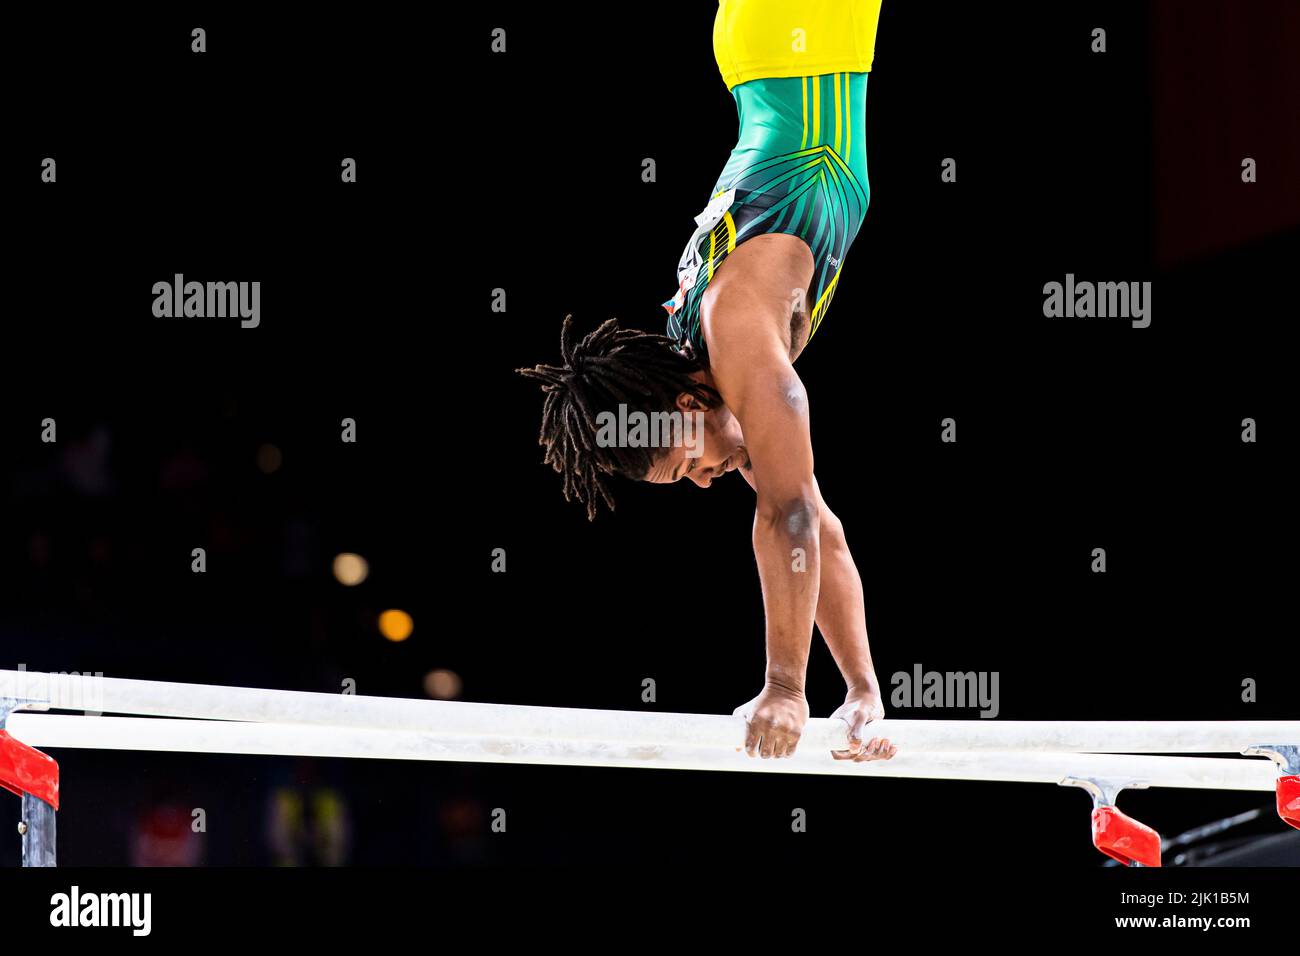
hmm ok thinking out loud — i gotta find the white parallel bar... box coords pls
[5,714,1282,791]
[2,669,1297,754]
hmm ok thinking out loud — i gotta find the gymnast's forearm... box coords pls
[815,521,879,694]
[752,502,821,693]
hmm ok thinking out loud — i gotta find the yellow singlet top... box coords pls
[713,0,883,91]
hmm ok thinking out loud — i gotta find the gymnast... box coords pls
[519,0,894,764]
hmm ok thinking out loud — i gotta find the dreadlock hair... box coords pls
[517,315,721,520]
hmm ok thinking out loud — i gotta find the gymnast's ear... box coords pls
[675,389,712,413]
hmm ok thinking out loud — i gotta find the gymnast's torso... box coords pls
[664,0,882,361]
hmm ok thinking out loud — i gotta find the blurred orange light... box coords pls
[423,669,462,699]
[379,609,413,642]
[332,553,369,586]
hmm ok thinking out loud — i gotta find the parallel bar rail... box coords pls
[7,714,1283,790]
[2,670,1296,755]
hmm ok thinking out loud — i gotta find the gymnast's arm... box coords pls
[736,468,895,761]
[707,328,818,758]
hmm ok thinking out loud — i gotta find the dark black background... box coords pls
[1,0,1295,938]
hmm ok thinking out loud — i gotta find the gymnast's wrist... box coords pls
[844,672,880,697]
[763,668,806,698]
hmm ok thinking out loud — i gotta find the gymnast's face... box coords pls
[641,392,749,488]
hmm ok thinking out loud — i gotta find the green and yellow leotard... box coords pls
[664,0,883,360]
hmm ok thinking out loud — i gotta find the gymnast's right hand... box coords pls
[732,684,810,759]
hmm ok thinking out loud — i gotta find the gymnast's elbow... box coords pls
[755,495,820,545]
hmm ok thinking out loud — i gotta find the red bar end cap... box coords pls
[1277,775,1300,830]
[0,729,60,811]
[1092,805,1161,867]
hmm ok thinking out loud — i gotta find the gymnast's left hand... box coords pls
[829,688,897,762]
[732,684,810,759]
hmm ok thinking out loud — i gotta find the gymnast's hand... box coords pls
[732,684,810,759]
[829,689,897,762]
